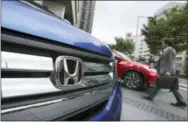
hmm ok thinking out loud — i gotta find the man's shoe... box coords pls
[141,95,153,101]
[170,102,187,107]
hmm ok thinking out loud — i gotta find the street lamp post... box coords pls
[134,16,151,58]
[135,16,150,43]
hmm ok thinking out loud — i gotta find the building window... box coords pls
[86,21,90,32]
[89,1,93,8]
[81,10,86,20]
[83,1,87,7]
[80,22,85,29]
[87,11,92,20]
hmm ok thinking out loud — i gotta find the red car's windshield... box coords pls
[113,50,132,61]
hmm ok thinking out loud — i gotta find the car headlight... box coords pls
[150,68,157,73]
[142,65,150,71]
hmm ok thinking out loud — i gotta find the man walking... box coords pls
[142,38,187,107]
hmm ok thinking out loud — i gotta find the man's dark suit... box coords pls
[148,46,185,103]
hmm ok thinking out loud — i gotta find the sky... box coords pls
[91,1,186,44]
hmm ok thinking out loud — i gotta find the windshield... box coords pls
[113,51,132,61]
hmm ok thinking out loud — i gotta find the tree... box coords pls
[114,37,135,54]
[184,2,188,12]
[141,16,165,54]
[185,51,188,79]
[108,44,116,49]
[141,5,188,55]
[108,37,135,54]
[183,2,188,79]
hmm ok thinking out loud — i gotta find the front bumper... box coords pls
[89,81,122,121]
[147,72,158,84]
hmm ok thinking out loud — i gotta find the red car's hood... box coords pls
[132,61,157,73]
[122,60,148,67]
[134,62,150,68]
[120,60,149,69]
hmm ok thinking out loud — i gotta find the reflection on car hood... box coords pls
[130,61,149,68]
[136,62,150,67]
[2,1,112,57]
[130,62,151,71]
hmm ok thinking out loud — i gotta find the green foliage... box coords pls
[185,61,188,79]
[184,3,188,79]
[115,37,135,54]
[184,2,188,12]
[108,44,116,49]
[185,51,188,79]
[109,37,135,54]
[141,4,188,55]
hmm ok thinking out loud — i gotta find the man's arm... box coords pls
[163,49,173,74]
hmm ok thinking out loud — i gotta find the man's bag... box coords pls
[157,75,178,89]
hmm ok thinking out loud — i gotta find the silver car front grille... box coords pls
[1,51,115,98]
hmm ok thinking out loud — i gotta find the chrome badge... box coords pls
[50,56,84,89]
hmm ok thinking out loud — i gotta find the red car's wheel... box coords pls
[123,71,144,90]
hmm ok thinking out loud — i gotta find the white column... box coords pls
[71,1,76,26]
[61,5,66,19]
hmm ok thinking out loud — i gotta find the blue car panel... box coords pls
[89,82,122,121]
[2,0,112,57]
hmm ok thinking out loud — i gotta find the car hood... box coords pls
[126,61,150,69]
[134,62,150,68]
[133,62,157,72]
[2,1,112,57]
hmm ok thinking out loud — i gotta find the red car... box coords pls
[112,50,158,90]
